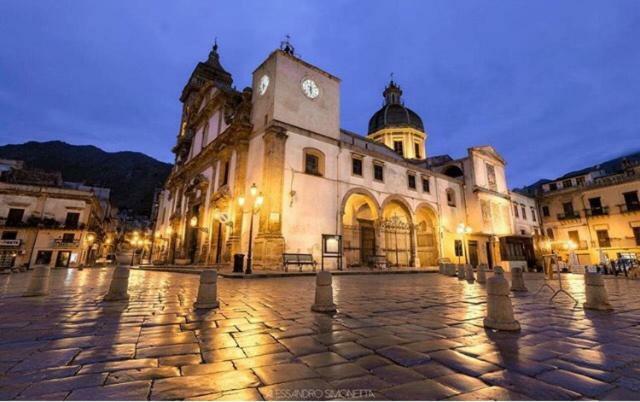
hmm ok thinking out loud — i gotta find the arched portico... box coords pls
[415,203,440,267]
[341,188,381,267]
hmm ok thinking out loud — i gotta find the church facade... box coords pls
[152,42,538,271]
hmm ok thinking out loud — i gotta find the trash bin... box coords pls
[233,254,245,273]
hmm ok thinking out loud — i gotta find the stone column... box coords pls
[227,141,249,260]
[254,126,288,269]
[410,225,420,268]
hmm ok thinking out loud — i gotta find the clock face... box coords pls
[301,78,319,99]
[258,75,269,96]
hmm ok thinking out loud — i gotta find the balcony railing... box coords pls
[53,239,80,248]
[557,211,581,221]
[584,206,609,217]
[0,239,21,247]
[618,203,640,213]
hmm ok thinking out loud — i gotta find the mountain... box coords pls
[0,141,172,216]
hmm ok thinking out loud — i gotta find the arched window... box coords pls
[303,148,325,176]
[446,188,456,207]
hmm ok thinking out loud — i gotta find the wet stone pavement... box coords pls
[1,268,640,401]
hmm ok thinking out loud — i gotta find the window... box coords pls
[576,177,585,186]
[562,202,574,216]
[422,177,430,193]
[596,230,611,247]
[521,205,527,220]
[6,208,24,226]
[63,233,75,242]
[221,160,230,186]
[562,179,572,188]
[303,148,325,176]
[542,206,550,217]
[634,227,640,246]
[446,189,456,207]
[486,164,497,191]
[352,157,362,176]
[546,228,554,240]
[513,203,519,218]
[393,141,404,156]
[588,197,603,215]
[414,143,421,159]
[1,231,17,240]
[530,207,536,222]
[64,212,80,228]
[373,163,384,182]
[623,191,640,210]
[35,250,52,265]
[568,230,580,246]
[549,183,558,191]
[407,173,416,190]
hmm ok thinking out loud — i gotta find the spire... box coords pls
[280,34,296,56]
[207,38,220,65]
[383,75,403,105]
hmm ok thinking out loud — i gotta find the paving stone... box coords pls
[300,351,348,368]
[330,341,373,360]
[279,336,328,356]
[253,363,319,385]
[560,348,628,370]
[314,330,361,345]
[315,362,369,380]
[537,369,615,398]
[477,352,556,376]
[377,345,431,367]
[434,373,487,393]
[106,367,180,384]
[235,334,277,348]
[381,379,458,400]
[600,386,640,401]
[187,388,264,401]
[445,385,531,400]
[20,373,108,398]
[181,361,234,376]
[0,365,81,386]
[481,370,580,400]
[73,344,136,365]
[137,332,197,348]
[404,339,463,353]
[330,375,391,391]
[354,355,393,370]
[136,343,200,358]
[152,370,260,400]
[203,347,246,362]
[357,335,409,350]
[233,352,295,370]
[15,391,70,400]
[430,350,501,377]
[10,348,80,372]
[67,380,151,400]
[371,365,425,385]
[545,358,619,382]
[159,354,202,366]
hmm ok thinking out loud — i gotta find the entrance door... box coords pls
[486,242,494,268]
[55,251,71,268]
[359,221,375,267]
[468,240,479,267]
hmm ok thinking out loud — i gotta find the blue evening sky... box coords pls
[1,1,639,188]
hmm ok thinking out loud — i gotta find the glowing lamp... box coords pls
[190,216,198,228]
[255,194,264,207]
[238,196,246,207]
[250,183,258,197]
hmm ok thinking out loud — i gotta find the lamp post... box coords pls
[238,183,264,275]
[457,223,472,265]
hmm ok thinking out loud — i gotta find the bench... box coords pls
[282,253,317,272]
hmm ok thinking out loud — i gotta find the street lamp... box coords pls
[238,183,264,275]
[457,223,472,264]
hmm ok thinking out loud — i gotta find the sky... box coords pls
[1,1,639,188]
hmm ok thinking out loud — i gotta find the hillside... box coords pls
[0,141,172,216]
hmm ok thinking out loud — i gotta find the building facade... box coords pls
[153,42,537,271]
[531,157,640,265]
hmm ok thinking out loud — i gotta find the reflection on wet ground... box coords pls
[0,268,639,400]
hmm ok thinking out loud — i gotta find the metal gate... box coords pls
[381,216,411,267]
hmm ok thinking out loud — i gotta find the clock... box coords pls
[258,75,270,96]
[301,78,319,99]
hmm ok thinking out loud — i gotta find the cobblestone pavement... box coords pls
[1,268,639,401]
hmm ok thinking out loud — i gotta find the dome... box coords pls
[368,80,424,134]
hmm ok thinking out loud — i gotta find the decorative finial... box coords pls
[280,34,295,56]
[390,72,394,82]
[213,37,218,52]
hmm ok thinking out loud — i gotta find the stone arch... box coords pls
[340,188,381,267]
[380,194,414,221]
[415,202,440,267]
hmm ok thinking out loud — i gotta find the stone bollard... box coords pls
[484,267,520,331]
[104,265,130,302]
[510,266,528,292]
[583,272,613,311]
[457,264,465,280]
[194,270,219,309]
[448,264,457,277]
[311,271,337,313]
[477,264,487,284]
[23,265,51,297]
[465,264,475,283]
[439,262,445,275]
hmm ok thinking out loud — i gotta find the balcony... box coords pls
[584,206,609,217]
[0,239,21,247]
[53,239,80,248]
[618,203,640,214]
[557,211,581,221]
